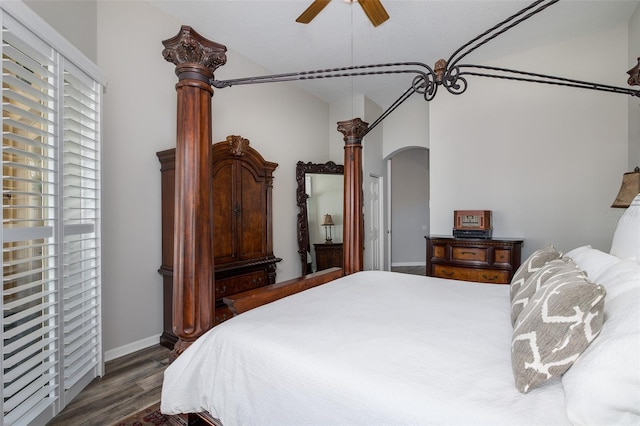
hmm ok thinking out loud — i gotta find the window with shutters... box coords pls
[1,3,105,425]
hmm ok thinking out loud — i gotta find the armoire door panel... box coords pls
[213,161,237,262]
[161,168,175,267]
[239,165,266,258]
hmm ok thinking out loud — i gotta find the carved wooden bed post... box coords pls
[162,26,227,358]
[337,118,368,274]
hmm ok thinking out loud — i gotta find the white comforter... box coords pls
[161,271,571,425]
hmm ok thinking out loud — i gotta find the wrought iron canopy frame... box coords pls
[210,0,640,135]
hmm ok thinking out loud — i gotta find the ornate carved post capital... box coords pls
[337,118,369,143]
[162,25,227,83]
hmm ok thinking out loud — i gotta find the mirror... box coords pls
[296,161,344,275]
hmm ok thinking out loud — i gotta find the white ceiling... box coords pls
[150,0,639,106]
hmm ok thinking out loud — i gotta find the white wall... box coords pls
[430,24,629,258]
[25,0,97,62]
[382,95,430,158]
[93,2,330,356]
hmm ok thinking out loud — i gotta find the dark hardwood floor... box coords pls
[47,344,171,426]
[391,265,426,275]
[47,266,423,425]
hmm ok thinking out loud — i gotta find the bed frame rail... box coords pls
[223,267,344,315]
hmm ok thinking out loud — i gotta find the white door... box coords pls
[368,174,384,270]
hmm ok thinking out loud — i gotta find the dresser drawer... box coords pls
[493,248,512,265]
[431,244,447,260]
[433,265,510,284]
[215,270,266,299]
[475,269,510,284]
[433,265,475,281]
[451,246,488,263]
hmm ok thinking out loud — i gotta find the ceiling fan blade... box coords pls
[358,0,389,27]
[296,0,332,24]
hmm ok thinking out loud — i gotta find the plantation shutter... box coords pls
[62,63,101,398]
[1,4,105,425]
[2,18,60,426]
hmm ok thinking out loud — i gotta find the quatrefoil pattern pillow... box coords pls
[511,274,606,393]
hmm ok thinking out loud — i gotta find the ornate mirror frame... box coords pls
[296,161,344,275]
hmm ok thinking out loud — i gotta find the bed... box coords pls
[158,11,640,426]
[160,199,640,425]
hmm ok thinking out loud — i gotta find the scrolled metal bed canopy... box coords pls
[159,0,640,363]
[208,0,640,135]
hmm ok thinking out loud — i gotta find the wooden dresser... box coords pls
[425,236,523,284]
[157,136,281,349]
[314,242,343,271]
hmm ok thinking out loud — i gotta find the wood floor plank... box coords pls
[47,345,171,425]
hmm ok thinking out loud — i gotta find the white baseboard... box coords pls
[391,261,426,267]
[104,333,162,362]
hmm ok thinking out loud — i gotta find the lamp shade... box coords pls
[611,167,640,208]
[321,214,335,242]
[321,214,335,226]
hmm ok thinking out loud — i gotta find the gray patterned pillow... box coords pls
[510,258,584,326]
[511,274,606,393]
[510,245,561,302]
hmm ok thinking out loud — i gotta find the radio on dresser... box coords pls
[453,210,492,239]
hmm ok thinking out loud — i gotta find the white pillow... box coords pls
[564,245,621,281]
[562,259,640,425]
[610,194,640,261]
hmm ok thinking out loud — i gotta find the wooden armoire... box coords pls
[157,135,281,349]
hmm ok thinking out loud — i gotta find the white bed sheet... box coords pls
[161,271,571,425]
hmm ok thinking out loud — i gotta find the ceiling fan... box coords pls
[296,0,389,27]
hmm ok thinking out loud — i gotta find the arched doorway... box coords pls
[388,147,430,274]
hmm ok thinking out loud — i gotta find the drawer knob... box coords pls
[442,270,454,277]
[461,251,476,255]
[482,274,498,281]
[216,285,227,293]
